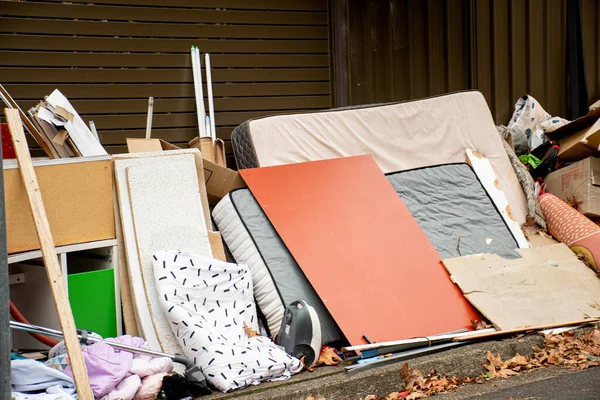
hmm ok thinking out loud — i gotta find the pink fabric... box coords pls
[539,193,600,273]
[105,375,141,400]
[133,373,168,400]
[64,335,147,398]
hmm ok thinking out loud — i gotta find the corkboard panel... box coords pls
[5,159,115,253]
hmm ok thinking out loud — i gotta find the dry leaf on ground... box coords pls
[312,346,343,368]
[471,318,492,330]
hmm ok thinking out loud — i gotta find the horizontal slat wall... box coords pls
[345,0,470,107]
[0,0,331,165]
[341,0,600,124]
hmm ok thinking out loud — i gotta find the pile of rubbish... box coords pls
[4,78,600,400]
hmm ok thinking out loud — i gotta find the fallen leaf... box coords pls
[311,346,343,369]
[471,318,492,330]
[243,322,260,338]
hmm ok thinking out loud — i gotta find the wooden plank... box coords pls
[4,108,94,399]
[427,0,447,95]
[0,2,328,25]
[331,0,349,107]
[546,0,565,117]
[454,319,599,342]
[369,0,392,103]
[445,0,468,93]
[474,0,493,112]
[582,0,597,106]
[408,0,429,98]
[84,109,311,130]
[442,244,600,331]
[492,0,511,122]
[30,0,328,11]
[113,182,139,337]
[390,0,410,100]
[0,18,327,39]
[347,0,368,104]
[528,0,547,105]
[3,83,331,99]
[0,68,330,83]
[0,51,329,68]
[510,0,527,111]
[0,35,329,54]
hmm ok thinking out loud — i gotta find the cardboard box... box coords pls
[544,157,600,217]
[549,107,600,162]
[126,138,245,206]
[188,137,226,167]
[4,157,116,254]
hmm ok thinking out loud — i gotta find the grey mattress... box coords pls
[386,163,519,259]
[228,189,346,347]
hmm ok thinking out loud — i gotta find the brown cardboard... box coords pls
[544,157,600,217]
[203,158,246,205]
[5,159,116,254]
[127,137,245,206]
[548,107,600,162]
[189,137,227,167]
[208,231,226,262]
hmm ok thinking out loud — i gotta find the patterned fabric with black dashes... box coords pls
[152,250,303,392]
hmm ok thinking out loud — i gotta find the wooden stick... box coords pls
[145,97,154,139]
[4,108,93,399]
[453,319,599,342]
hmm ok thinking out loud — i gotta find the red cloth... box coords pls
[539,193,600,273]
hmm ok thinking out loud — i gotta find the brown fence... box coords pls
[0,0,331,166]
[337,0,600,125]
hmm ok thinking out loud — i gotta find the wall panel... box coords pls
[341,0,600,124]
[0,0,331,164]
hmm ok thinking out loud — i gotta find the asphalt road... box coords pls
[435,367,600,400]
[467,367,600,399]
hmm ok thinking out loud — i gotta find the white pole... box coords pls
[205,53,217,142]
[205,116,211,142]
[190,46,206,138]
[145,97,154,139]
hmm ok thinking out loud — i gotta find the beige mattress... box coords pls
[232,91,528,224]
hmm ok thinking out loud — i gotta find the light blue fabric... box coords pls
[11,360,76,400]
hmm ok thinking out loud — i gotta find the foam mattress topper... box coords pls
[231,91,528,224]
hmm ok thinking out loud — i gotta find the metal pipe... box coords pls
[11,321,176,360]
[10,321,208,390]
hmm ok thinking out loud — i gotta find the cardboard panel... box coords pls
[5,159,115,254]
[442,244,600,330]
[240,155,479,346]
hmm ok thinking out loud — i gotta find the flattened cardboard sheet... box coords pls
[442,244,600,330]
[240,155,480,346]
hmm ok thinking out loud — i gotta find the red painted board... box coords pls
[240,155,480,346]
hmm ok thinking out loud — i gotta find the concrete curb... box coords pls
[204,334,545,400]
